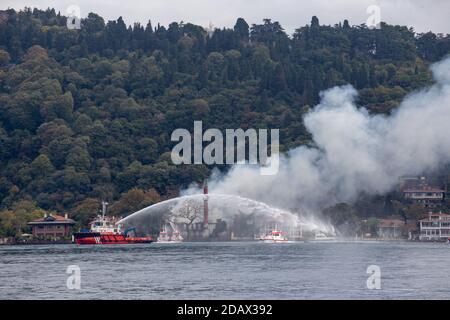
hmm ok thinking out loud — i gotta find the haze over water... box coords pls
[1,241,449,299]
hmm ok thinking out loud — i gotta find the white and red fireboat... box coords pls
[73,201,153,245]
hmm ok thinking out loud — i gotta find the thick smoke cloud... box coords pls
[200,57,450,212]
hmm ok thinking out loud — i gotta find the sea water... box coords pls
[0,241,449,299]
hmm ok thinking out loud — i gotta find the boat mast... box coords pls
[101,200,108,220]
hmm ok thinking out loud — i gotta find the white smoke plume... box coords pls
[195,57,450,212]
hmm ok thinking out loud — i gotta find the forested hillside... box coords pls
[0,8,449,235]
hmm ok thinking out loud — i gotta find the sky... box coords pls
[1,0,449,35]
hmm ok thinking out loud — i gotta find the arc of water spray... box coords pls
[118,193,335,234]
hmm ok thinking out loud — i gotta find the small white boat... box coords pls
[169,230,183,243]
[157,224,183,243]
[259,230,291,243]
[156,228,170,243]
[311,232,336,242]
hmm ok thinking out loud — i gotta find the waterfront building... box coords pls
[28,214,75,239]
[419,212,450,241]
[378,219,405,239]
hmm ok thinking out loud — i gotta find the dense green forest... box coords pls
[0,7,449,236]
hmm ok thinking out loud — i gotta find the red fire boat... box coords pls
[73,201,153,245]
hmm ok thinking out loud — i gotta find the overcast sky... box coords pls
[2,0,449,35]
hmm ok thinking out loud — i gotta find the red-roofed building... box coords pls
[378,219,405,239]
[28,214,75,239]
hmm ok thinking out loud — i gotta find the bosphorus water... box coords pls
[1,241,449,299]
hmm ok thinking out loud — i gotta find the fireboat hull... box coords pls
[73,232,153,245]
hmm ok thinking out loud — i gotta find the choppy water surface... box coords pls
[0,241,449,299]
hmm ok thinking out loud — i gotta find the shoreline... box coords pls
[1,238,448,246]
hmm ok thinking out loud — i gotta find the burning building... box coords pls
[174,181,229,241]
